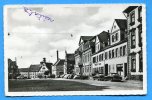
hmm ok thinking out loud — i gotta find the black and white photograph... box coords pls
[4,4,147,96]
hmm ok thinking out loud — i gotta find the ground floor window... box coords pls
[116,64,123,75]
[131,55,136,72]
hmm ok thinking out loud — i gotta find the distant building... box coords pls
[52,50,65,76]
[64,51,75,74]
[19,68,29,78]
[28,64,41,79]
[40,58,53,76]
[8,58,19,79]
[123,6,143,80]
[74,36,94,76]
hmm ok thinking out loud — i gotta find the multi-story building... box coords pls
[52,50,65,76]
[74,36,94,76]
[8,58,19,79]
[92,19,128,79]
[19,68,29,78]
[64,51,75,74]
[28,64,41,79]
[123,6,143,80]
[91,31,110,75]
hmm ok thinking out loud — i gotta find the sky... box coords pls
[5,4,129,68]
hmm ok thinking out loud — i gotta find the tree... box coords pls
[44,70,50,76]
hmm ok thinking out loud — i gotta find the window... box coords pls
[115,48,118,57]
[109,50,111,59]
[97,56,98,62]
[123,45,126,56]
[131,29,136,48]
[112,49,114,58]
[99,54,102,61]
[101,54,103,61]
[105,52,107,60]
[112,35,115,42]
[120,47,122,56]
[130,11,135,25]
[138,6,142,22]
[115,33,118,41]
[138,24,142,47]
[131,55,136,72]
[139,51,143,72]
[93,57,96,63]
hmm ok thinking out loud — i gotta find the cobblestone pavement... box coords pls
[53,78,143,90]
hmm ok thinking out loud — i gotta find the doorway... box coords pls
[105,64,108,76]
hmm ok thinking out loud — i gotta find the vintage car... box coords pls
[93,74,104,81]
[104,73,122,82]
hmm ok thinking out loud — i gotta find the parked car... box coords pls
[67,74,74,79]
[104,73,122,82]
[93,74,104,81]
[60,74,66,78]
[63,74,71,79]
[16,75,24,79]
[73,75,81,79]
[111,73,122,82]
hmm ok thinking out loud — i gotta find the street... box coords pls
[9,78,143,92]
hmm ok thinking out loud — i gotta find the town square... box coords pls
[4,4,146,95]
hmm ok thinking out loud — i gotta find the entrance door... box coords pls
[124,63,127,77]
[105,64,108,76]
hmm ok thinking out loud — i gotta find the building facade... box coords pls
[74,36,94,76]
[123,6,143,80]
[52,50,65,76]
[19,68,29,78]
[8,58,19,79]
[64,51,75,74]
[28,64,41,79]
[92,19,128,79]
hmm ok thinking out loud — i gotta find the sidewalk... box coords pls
[53,78,143,90]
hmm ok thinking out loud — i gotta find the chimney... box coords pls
[107,30,109,33]
[43,58,46,63]
[57,50,59,61]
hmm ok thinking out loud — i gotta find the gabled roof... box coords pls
[79,36,94,45]
[115,19,127,30]
[29,64,41,72]
[45,63,53,70]
[19,68,29,72]
[54,59,65,66]
[97,31,110,43]
[123,6,138,13]
[66,54,75,61]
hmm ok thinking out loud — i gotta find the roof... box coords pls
[79,36,94,44]
[66,54,75,61]
[45,63,53,70]
[19,68,29,72]
[97,31,110,43]
[29,64,41,72]
[54,59,65,66]
[115,19,127,30]
[123,6,138,13]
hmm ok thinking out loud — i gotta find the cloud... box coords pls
[43,7,73,17]
[6,5,130,68]
[11,25,52,38]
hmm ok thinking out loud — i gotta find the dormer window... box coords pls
[130,11,135,26]
[138,6,142,22]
